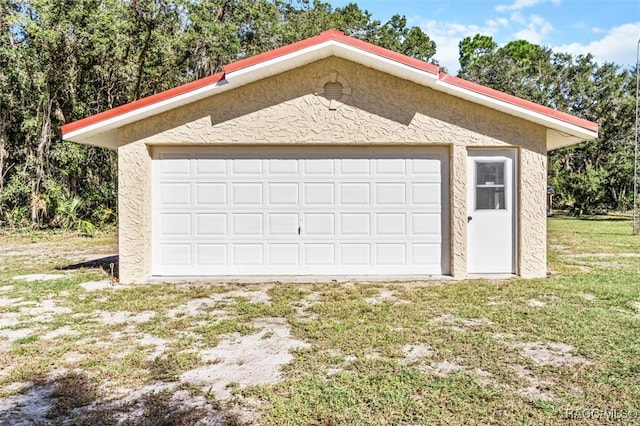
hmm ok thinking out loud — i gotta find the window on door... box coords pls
[476,162,505,210]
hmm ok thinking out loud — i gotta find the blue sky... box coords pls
[329,0,640,73]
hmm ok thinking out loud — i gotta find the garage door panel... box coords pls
[304,183,335,205]
[340,183,370,205]
[303,159,334,174]
[160,213,191,236]
[233,214,263,235]
[197,244,227,265]
[305,213,335,235]
[412,183,441,205]
[376,244,407,265]
[304,244,335,265]
[341,243,371,265]
[267,183,298,205]
[196,213,227,235]
[268,159,298,175]
[411,158,441,175]
[232,183,263,205]
[376,159,405,174]
[159,154,190,175]
[340,213,370,235]
[195,158,226,175]
[411,213,441,236]
[196,183,226,205]
[376,183,406,205]
[233,244,263,265]
[269,244,299,265]
[340,159,370,175]
[268,213,298,235]
[412,244,441,266]
[161,244,192,266]
[153,147,449,276]
[160,183,191,206]
[231,159,262,174]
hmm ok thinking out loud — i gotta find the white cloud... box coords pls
[554,23,640,68]
[413,12,555,73]
[495,0,560,12]
[412,17,501,73]
[513,14,554,44]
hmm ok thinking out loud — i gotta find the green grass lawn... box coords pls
[0,217,639,424]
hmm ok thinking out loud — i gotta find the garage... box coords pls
[62,30,598,282]
[152,146,449,276]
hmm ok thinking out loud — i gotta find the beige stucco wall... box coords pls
[117,141,152,282]
[116,56,548,283]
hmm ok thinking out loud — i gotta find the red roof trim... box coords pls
[61,29,597,137]
[223,29,440,75]
[438,72,598,133]
[61,72,226,135]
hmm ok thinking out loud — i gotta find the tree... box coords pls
[458,34,636,215]
[0,0,438,230]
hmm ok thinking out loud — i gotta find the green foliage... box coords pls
[459,34,635,214]
[0,1,633,228]
[0,0,436,231]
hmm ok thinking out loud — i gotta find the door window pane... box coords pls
[476,162,505,210]
[477,162,504,185]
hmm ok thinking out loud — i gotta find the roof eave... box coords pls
[62,37,440,147]
[434,78,598,150]
[62,77,230,148]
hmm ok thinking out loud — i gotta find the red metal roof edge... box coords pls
[62,29,597,137]
[223,29,440,75]
[61,71,226,135]
[62,30,439,137]
[438,72,599,133]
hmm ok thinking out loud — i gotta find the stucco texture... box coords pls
[117,56,547,283]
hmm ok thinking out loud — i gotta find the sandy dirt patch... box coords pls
[79,280,130,292]
[20,300,72,320]
[138,334,169,360]
[210,288,272,305]
[12,274,66,282]
[292,291,321,319]
[97,311,155,325]
[578,293,597,301]
[180,317,310,401]
[427,360,467,377]
[513,365,556,401]
[365,289,406,304]
[431,314,494,331]
[528,299,546,308]
[402,344,433,365]
[166,298,230,319]
[517,342,592,367]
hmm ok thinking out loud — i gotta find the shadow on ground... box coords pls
[0,371,244,425]
[58,255,119,278]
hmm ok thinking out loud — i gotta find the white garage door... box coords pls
[152,146,449,276]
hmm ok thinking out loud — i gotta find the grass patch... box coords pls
[0,219,639,424]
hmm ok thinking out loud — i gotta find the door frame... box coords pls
[466,148,518,274]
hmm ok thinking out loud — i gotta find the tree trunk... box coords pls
[32,100,52,227]
[0,116,7,216]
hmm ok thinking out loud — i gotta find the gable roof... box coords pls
[61,29,598,151]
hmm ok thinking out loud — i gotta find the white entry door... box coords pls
[467,149,516,274]
[152,146,450,276]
